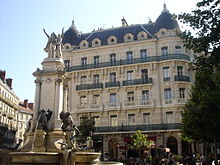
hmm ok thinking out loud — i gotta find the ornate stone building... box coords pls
[61,4,195,158]
[17,99,33,146]
[0,70,19,148]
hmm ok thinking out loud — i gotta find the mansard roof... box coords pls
[62,5,179,47]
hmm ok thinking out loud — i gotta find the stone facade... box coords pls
[61,5,196,158]
[0,70,19,148]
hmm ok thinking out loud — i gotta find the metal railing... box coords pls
[66,54,191,72]
[105,81,120,88]
[174,75,190,82]
[95,123,181,133]
[76,83,103,90]
[123,78,152,86]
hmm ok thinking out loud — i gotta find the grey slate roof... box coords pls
[62,10,179,46]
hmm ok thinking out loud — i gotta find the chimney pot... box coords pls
[28,103,34,110]
[6,78,13,89]
[24,99,28,108]
[0,70,6,81]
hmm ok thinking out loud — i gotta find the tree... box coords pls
[129,130,153,159]
[78,116,95,143]
[178,0,220,161]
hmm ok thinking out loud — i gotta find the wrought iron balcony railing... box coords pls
[123,78,152,86]
[76,83,103,90]
[66,54,191,72]
[174,75,190,82]
[105,81,120,88]
[95,123,181,133]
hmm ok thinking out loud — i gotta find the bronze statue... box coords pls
[37,109,52,130]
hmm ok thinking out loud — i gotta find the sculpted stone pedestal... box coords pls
[31,129,46,152]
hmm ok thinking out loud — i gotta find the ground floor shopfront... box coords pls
[95,129,204,160]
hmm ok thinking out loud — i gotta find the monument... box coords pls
[9,29,122,165]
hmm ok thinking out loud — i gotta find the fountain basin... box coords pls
[98,162,123,165]
[10,152,62,165]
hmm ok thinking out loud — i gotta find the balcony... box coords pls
[95,123,181,133]
[66,54,191,72]
[122,100,153,109]
[123,78,152,86]
[0,93,18,109]
[76,104,103,112]
[174,75,190,82]
[105,103,121,110]
[105,81,120,88]
[163,77,171,82]
[76,83,103,90]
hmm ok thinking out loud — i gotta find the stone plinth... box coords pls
[10,152,62,165]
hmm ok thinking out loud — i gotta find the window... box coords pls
[164,88,172,100]
[110,115,118,126]
[142,90,149,100]
[177,66,183,76]
[175,46,181,54]
[110,72,116,82]
[179,88,186,98]
[126,51,133,63]
[20,114,23,120]
[140,49,147,58]
[127,91,134,102]
[94,56,100,66]
[166,111,173,123]
[80,96,87,105]
[80,76,87,85]
[161,46,168,55]
[110,93,117,103]
[93,74,100,83]
[81,57,87,66]
[163,67,170,81]
[143,113,150,124]
[141,69,148,80]
[127,70,133,80]
[110,53,116,65]
[93,95,100,104]
[93,116,100,126]
[128,114,135,125]
[64,60,70,68]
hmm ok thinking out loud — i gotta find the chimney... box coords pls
[24,99,28,108]
[0,70,6,81]
[121,17,128,27]
[6,78,13,89]
[28,103,34,110]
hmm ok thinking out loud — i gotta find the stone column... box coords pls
[63,84,68,112]
[33,79,42,120]
[53,78,63,129]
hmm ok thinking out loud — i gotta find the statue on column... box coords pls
[43,28,64,59]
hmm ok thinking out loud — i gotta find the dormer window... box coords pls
[92,38,101,47]
[108,36,117,45]
[64,43,71,50]
[79,40,88,49]
[124,33,134,42]
[137,31,147,40]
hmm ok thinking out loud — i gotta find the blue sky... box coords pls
[0,0,199,103]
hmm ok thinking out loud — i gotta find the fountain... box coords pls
[9,29,122,165]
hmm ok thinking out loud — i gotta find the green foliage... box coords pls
[78,116,95,142]
[129,130,153,158]
[178,0,220,56]
[179,0,220,144]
